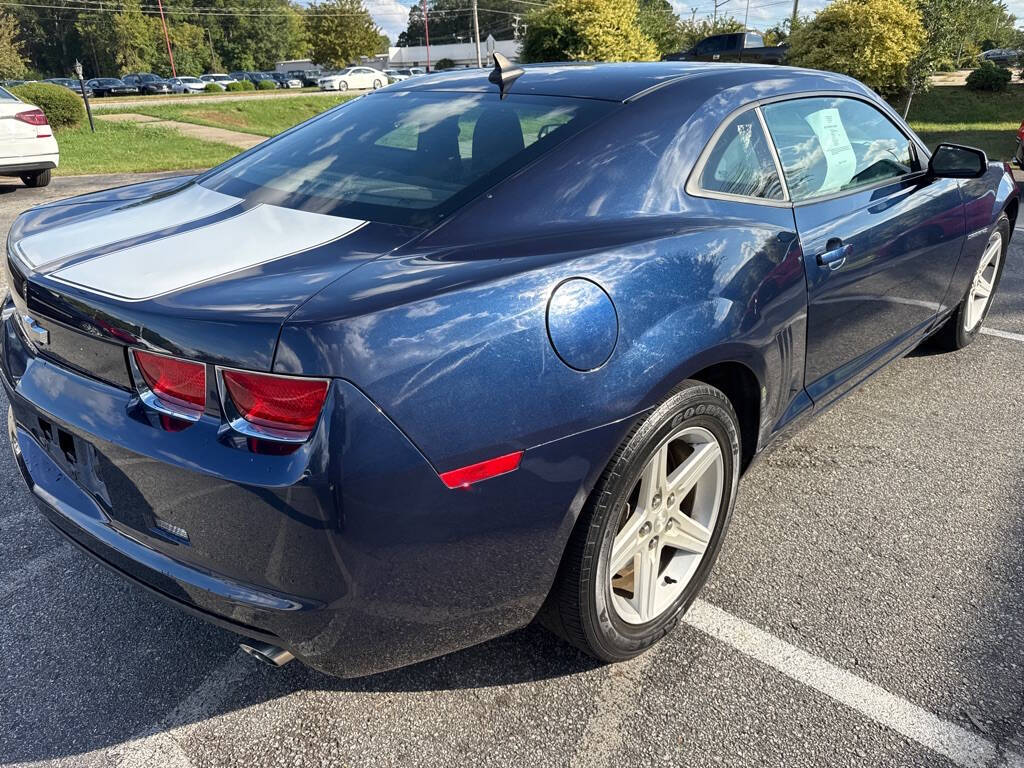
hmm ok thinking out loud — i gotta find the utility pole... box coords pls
[155,0,176,77]
[712,0,731,26]
[790,0,798,32]
[472,0,482,68]
[422,0,431,72]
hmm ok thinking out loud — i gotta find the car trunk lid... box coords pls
[5,179,421,382]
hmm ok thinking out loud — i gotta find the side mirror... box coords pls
[928,143,988,179]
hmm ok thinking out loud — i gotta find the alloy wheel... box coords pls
[609,425,724,625]
[963,230,1002,332]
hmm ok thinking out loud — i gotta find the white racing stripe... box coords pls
[685,600,1024,768]
[15,185,239,270]
[52,205,366,301]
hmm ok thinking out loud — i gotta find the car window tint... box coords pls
[0,86,13,100]
[698,110,784,201]
[200,92,612,228]
[761,96,917,201]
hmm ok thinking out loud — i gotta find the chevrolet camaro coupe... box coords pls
[2,61,1017,677]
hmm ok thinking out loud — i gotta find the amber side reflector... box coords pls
[439,451,524,489]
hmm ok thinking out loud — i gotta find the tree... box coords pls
[306,0,381,69]
[636,0,683,56]
[0,10,27,78]
[785,0,924,97]
[521,0,659,63]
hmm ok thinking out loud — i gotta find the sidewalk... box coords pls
[96,113,265,150]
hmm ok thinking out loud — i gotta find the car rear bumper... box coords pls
[0,150,59,176]
[1,301,622,676]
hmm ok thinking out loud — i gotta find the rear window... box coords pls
[0,86,14,101]
[200,91,613,227]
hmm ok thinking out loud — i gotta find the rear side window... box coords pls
[200,91,612,227]
[0,86,14,101]
[761,96,918,201]
[697,110,785,201]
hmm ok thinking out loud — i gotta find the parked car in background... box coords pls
[980,48,1020,65]
[43,78,93,98]
[287,69,321,87]
[384,69,408,83]
[1014,120,1024,167]
[1,80,34,88]
[200,74,236,89]
[318,66,387,91]
[229,71,276,87]
[266,72,302,89]
[398,67,426,76]
[663,32,787,64]
[122,73,172,94]
[169,76,207,94]
[85,77,137,97]
[0,84,57,187]
[2,63,1015,678]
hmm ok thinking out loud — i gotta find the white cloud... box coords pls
[366,0,412,42]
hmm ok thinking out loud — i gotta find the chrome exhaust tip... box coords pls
[240,641,294,668]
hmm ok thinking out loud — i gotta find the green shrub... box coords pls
[966,60,1012,91]
[204,82,224,92]
[256,79,276,90]
[226,80,254,91]
[8,82,85,130]
[434,58,456,70]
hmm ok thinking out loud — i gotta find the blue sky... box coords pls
[365,0,1024,46]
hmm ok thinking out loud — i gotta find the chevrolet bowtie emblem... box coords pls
[20,314,49,347]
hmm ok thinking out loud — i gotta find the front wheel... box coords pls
[541,380,741,662]
[20,169,51,188]
[931,214,1009,351]
[372,79,382,89]
[338,81,348,92]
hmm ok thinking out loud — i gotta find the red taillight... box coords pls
[15,108,51,137]
[1018,121,1024,141]
[221,370,328,436]
[439,451,524,489]
[132,349,206,413]
[15,108,47,126]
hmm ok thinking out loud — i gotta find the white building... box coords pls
[387,39,522,69]
[276,38,521,74]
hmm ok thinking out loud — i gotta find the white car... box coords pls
[0,86,57,188]
[169,76,207,94]
[199,74,237,89]
[384,69,408,82]
[318,67,388,92]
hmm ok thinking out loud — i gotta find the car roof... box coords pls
[386,61,868,103]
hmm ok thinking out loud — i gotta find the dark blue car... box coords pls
[1,63,1017,677]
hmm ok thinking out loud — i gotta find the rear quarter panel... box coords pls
[276,77,819,476]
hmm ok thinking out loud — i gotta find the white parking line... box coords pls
[981,327,1024,343]
[102,650,253,767]
[685,600,1024,768]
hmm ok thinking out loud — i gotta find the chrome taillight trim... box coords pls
[214,365,330,445]
[128,348,205,423]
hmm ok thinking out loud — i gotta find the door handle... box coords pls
[817,238,852,267]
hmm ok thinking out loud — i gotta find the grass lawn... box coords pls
[100,93,357,137]
[56,121,239,176]
[903,84,1023,160]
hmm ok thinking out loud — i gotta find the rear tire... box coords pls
[541,380,741,662]
[20,169,51,188]
[373,79,382,89]
[931,214,1009,351]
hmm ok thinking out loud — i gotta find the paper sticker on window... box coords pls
[804,108,856,194]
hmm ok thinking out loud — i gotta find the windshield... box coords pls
[200,91,612,228]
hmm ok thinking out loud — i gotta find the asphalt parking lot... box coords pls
[0,174,1022,768]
